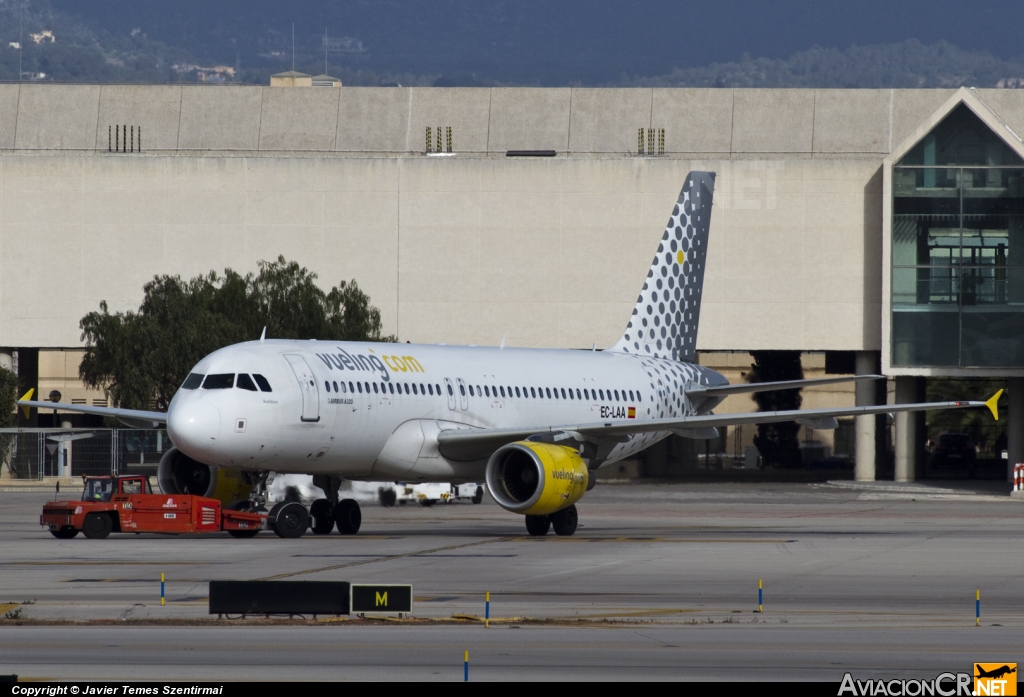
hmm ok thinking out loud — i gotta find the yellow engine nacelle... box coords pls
[157,447,253,505]
[485,442,589,516]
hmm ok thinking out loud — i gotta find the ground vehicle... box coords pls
[376,482,485,507]
[40,475,266,540]
[931,433,978,472]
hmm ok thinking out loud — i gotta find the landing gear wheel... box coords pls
[472,486,483,504]
[550,505,578,536]
[82,513,113,539]
[269,501,308,539]
[227,527,260,539]
[50,526,79,539]
[525,514,550,536]
[309,499,334,535]
[378,488,397,508]
[334,499,361,534]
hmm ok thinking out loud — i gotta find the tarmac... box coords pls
[0,480,1022,681]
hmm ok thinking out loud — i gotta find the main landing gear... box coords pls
[238,473,362,538]
[524,505,578,537]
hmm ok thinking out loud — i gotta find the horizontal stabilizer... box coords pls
[685,375,883,399]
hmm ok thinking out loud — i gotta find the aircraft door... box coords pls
[456,378,469,410]
[283,354,320,423]
[443,378,456,410]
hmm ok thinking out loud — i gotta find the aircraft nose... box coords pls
[167,400,221,456]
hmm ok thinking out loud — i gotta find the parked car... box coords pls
[931,433,978,472]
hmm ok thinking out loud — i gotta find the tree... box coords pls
[80,256,393,411]
[748,351,803,468]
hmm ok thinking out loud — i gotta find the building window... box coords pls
[892,104,1024,367]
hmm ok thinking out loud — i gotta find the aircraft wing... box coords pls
[436,391,1001,462]
[685,374,883,398]
[16,397,166,428]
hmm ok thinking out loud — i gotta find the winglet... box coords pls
[18,388,34,419]
[260,326,266,344]
[985,389,1004,421]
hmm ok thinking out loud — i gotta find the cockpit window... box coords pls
[202,373,235,389]
[252,374,272,392]
[82,478,114,502]
[181,373,204,390]
[236,374,258,391]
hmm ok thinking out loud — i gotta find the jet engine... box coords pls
[485,442,589,516]
[157,447,252,504]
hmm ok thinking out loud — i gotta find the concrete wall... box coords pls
[0,85,1003,355]
[0,85,1003,155]
[0,152,882,352]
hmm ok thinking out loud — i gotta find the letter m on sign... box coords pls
[376,591,388,607]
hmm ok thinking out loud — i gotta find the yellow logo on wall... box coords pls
[975,663,1017,696]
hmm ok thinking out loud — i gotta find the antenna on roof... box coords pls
[592,343,597,352]
[500,335,506,350]
[260,326,266,344]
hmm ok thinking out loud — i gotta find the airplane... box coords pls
[18,171,1003,539]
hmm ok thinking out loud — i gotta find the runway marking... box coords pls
[3,561,210,567]
[256,537,515,580]
[517,537,795,544]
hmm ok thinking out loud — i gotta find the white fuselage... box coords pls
[166,340,727,482]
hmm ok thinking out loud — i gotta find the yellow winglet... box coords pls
[985,389,1004,421]
[18,388,34,419]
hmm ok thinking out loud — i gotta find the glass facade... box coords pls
[892,104,1024,367]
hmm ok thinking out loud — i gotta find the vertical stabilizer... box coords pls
[609,171,715,363]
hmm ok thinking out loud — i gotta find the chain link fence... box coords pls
[0,429,169,479]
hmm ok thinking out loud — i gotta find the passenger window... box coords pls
[599,389,605,400]
[324,381,331,392]
[476,385,482,396]
[485,386,491,397]
[333,381,339,392]
[576,389,582,400]
[237,374,258,391]
[447,384,453,396]
[468,385,474,396]
[629,390,635,401]
[460,384,466,396]
[365,382,370,393]
[428,384,434,395]
[560,388,566,399]
[436,384,441,395]
[373,383,379,393]
[515,386,521,398]
[348,382,354,393]
[530,387,536,398]
[181,373,204,390]
[568,389,574,400]
[388,383,394,394]
[500,386,506,397]
[202,373,234,389]
[413,384,418,395]
[253,374,273,392]
[614,390,620,401]
[357,383,363,393]
[545,388,552,399]
[421,384,426,394]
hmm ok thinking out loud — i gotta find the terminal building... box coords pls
[0,83,1022,481]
